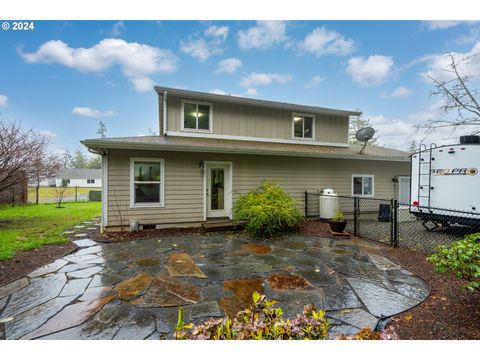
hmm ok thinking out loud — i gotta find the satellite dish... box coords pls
[355,127,375,154]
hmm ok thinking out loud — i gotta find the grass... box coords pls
[0,202,101,261]
[27,187,99,202]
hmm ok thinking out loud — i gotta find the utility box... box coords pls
[319,188,339,219]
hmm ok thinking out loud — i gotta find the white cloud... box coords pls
[420,41,480,82]
[215,58,242,74]
[181,25,230,62]
[39,130,57,139]
[245,88,258,96]
[20,39,177,93]
[72,106,119,118]
[204,25,229,41]
[300,27,355,57]
[110,21,125,37]
[457,27,480,44]
[424,21,479,30]
[346,55,394,86]
[240,72,292,88]
[381,86,412,99]
[0,94,8,107]
[237,21,288,50]
[305,75,324,89]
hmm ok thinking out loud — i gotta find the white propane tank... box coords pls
[319,188,339,219]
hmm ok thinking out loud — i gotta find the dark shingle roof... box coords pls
[82,136,409,162]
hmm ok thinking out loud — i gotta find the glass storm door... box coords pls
[206,164,230,218]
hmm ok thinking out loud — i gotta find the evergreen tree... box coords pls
[70,149,88,168]
[408,140,419,154]
[97,120,107,138]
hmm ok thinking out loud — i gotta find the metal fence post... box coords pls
[389,199,394,246]
[353,196,358,236]
[75,186,78,202]
[304,190,308,217]
[393,199,399,248]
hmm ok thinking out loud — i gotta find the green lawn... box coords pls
[0,202,102,260]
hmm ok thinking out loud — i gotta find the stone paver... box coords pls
[0,230,429,340]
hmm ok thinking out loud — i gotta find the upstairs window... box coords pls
[87,179,95,184]
[182,100,212,132]
[352,175,374,197]
[293,114,314,140]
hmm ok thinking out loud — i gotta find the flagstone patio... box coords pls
[0,229,430,340]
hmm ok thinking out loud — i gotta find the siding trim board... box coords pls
[166,131,348,148]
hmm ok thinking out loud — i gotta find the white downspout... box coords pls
[163,90,167,135]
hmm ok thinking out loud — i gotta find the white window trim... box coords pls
[351,174,375,197]
[181,99,213,133]
[292,113,315,141]
[130,157,165,208]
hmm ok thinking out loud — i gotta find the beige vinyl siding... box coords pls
[167,96,349,144]
[105,149,408,229]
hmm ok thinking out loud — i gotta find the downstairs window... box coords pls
[130,158,165,207]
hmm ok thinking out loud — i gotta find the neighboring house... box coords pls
[82,86,410,231]
[55,168,102,188]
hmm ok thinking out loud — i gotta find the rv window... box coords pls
[352,175,374,197]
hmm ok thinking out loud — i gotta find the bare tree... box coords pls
[0,117,51,193]
[55,179,68,208]
[29,152,62,204]
[421,52,480,135]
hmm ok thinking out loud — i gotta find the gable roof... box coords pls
[154,86,362,117]
[81,136,409,162]
[57,168,102,179]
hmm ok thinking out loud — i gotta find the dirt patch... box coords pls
[267,273,310,291]
[383,247,480,340]
[0,243,77,287]
[299,219,334,237]
[91,227,204,243]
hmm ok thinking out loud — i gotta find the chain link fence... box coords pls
[305,191,480,253]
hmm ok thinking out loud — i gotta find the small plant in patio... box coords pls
[427,232,480,292]
[233,181,304,237]
[329,210,347,233]
[175,292,329,340]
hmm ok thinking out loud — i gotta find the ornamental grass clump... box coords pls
[175,292,329,340]
[233,181,304,237]
[428,233,480,292]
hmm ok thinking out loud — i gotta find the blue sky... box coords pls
[1,20,480,152]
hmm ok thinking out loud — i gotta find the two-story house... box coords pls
[81,86,410,231]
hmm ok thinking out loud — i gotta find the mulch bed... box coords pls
[383,247,480,340]
[90,226,204,243]
[0,243,77,287]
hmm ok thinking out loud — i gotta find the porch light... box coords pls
[199,160,205,169]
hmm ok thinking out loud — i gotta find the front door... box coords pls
[206,163,231,218]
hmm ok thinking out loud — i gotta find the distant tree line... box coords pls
[60,149,101,169]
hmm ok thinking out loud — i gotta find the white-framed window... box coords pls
[352,174,375,197]
[130,158,165,208]
[292,113,315,140]
[87,179,95,184]
[181,100,212,132]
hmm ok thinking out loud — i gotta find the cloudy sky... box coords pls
[1,20,480,152]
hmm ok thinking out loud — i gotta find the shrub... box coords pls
[233,181,304,237]
[427,233,480,292]
[175,292,329,340]
[331,210,345,222]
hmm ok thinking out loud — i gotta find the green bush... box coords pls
[233,181,304,237]
[427,233,480,292]
[175,292,329,340]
